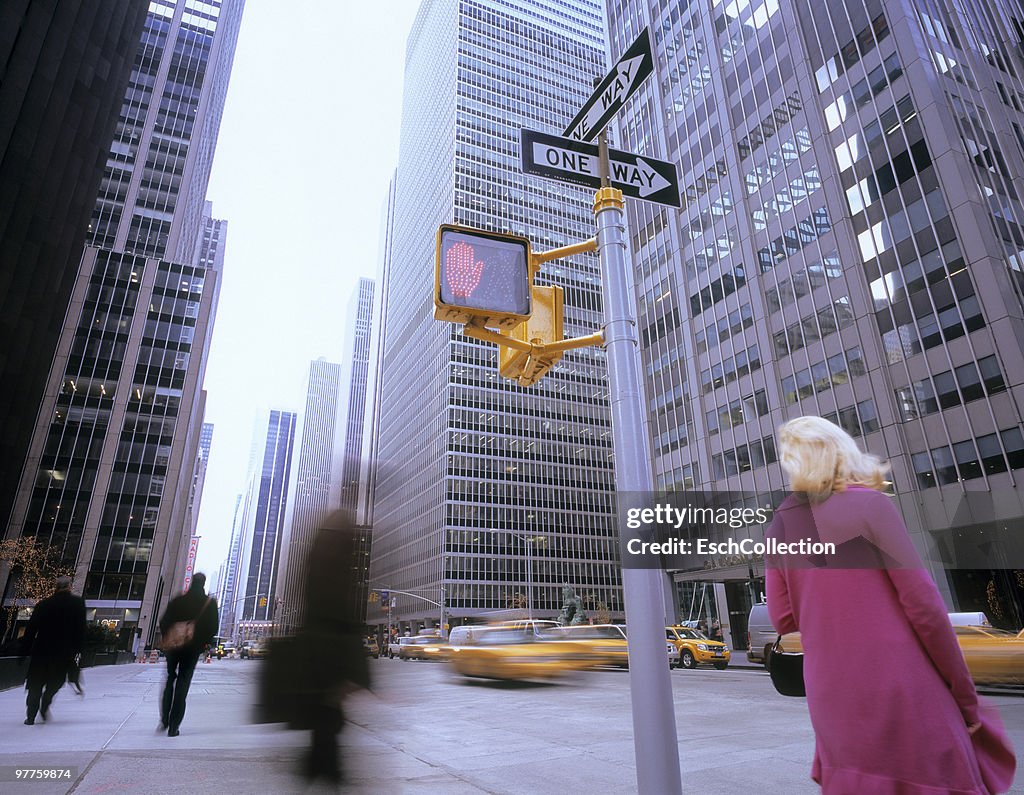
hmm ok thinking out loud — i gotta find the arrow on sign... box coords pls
[521,128,680,208]
[567,55,647,142]
[610,157,672,198]
[531,141,669,198]
[564,28,654,142]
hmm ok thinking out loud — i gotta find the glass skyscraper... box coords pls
[233,409,296,637]
[3,0,244,649]
[370,0,622,631]
[277,360,344,633]
[605,0,1024,644]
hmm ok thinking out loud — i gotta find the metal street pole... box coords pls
[594,129,682,794]
[527,539,534,621]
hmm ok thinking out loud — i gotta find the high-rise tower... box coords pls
[603,0,1024,640]
[3,0,244,648]
[233,410,296,638]
[276,361,344,632]
[0,1,148,541]
[370,0,621,630]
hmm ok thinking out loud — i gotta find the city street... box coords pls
[1,658,1022,794]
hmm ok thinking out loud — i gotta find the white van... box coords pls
[948,612,991,626]
[746,603,776,666]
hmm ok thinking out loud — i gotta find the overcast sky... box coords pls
[194,1,422,576]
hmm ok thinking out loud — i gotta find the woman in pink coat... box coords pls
[766,416,1014,794]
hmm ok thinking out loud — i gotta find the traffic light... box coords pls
[499,284,564,386]
[435,224,532,330]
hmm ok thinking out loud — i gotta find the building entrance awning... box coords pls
[671,562,765,583]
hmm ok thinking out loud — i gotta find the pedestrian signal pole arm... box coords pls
[529,237,597,275]
[463,320,533,352]
[463,319,603,355]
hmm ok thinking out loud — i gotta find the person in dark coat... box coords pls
[158,572,218,737]
[21,576,86,725]
[296,512,370,784]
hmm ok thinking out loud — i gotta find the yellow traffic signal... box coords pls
[499,285,564,385]
[435,224,532,330]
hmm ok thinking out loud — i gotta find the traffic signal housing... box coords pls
[499,284,565,386]
[435,225,532,330]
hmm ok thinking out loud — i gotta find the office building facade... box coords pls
[233,410,296,636]
[276,361,345,632]
[0,1,148,540]
[340,279,376,520]
[604,0,1024,643]
[3,0,243,649]
[370,0,622,631]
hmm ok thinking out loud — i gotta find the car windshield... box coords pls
[673,628,705,640]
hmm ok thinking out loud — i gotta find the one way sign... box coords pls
[564,28,653,142]
[520,128,680,208]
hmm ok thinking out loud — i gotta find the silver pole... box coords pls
[594,132,682,795]
[527,540,533,621]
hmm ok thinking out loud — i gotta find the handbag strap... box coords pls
[194,597,213,620]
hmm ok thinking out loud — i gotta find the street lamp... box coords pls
[512,533,547,620]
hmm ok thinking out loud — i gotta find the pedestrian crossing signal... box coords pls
[435,225,532,330]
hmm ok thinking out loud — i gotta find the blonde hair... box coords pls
[778,416,890,501]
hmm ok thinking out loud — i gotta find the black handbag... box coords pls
[768,636,805,697]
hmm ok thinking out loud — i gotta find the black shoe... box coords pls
[40,707,49,722]
[167,727,180,737]
[24,718,34,725]
[157,721,168,733]
[73,684,84,697]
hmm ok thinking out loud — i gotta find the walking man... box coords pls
[22,575,86,725]
[158,572,217,737]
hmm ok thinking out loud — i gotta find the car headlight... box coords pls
[697,644,708,651]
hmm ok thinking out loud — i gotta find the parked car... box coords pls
[666,625,730,669]
[387,638,401,658]
[248,640,268,659]
[363,637,380,658]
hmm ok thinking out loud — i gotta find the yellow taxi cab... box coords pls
[398,634,447,661]
[446,626,588,680]
[953,625,1024,685]
[666,626,731,670]
[543,624,631,668]
[771,626,1024,687]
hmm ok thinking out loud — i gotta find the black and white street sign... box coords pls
[564,28,653,142]
[521,128,680,208]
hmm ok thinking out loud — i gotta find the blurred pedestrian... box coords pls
[158,572,217,737]
[710,618,722,642]
[21,576,86,725]
[767,416,1014,793]
[295,512,370,785]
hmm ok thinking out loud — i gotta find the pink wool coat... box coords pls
[766,486,1014,794]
